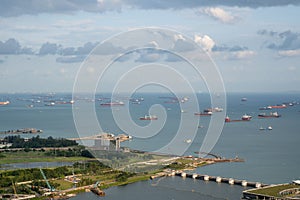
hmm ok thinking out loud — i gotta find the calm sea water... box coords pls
[0,92,299,199]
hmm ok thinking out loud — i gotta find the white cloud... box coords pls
[278,50,300,57]
[229,50,255,59]
[145,41,159,48]
[200,7,237,23]
[135,52,161,63]
[174,34,185,41]
[194,34,215,52]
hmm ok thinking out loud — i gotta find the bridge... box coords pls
[157,172,269,188]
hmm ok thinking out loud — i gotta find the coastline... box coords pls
[0,148,243,199]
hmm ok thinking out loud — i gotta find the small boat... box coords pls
[139,115,158,120]
[259,126,265,131]
[184,139,192,144]
[267,126,272,130]
[242,114,252,121]
[241,97,247,101]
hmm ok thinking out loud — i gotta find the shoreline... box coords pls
[0,150,243,199]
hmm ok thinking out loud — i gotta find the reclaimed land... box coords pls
[246,184,300,198]
[0,150,92,165]
[0,136,244,199]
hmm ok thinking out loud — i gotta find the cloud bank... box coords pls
[258,29,300,57]
[0,38,98,63]
[0,38,34,54]
[1,0,300,17]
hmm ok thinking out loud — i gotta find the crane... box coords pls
[11,180,18,198]
[94,181,99,188]
[39,167,55,192]
[72,168,77,188]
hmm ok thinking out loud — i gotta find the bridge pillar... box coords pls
[204,175,209,181]
[216,177,222,183]
[181,172,186,178]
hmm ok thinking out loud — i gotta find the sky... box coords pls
[0,0,300,93]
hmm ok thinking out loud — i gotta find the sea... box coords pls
[0,92,299,199]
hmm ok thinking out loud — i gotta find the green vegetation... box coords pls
[3,135,78,148]
[0,159,155,197]
[0,150,92,165]
[164,161,186,170]
[0,161,111,194]
[51,179,73,190]
[250,184,300,197]
[0,135,212,198]
[164,158,208,170]
[91,150,171,172]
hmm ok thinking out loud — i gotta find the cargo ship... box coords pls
[194,111,212,116]
[203,107,223,112]
[258,112,281,118]
[259,106,272,110]
[225,114,252,122]
[225,116,231,122]
[139,115,158,120]
[270,104,287,109]
[242,114,252,121]
[259,126,273,131]
[100,101,125,106]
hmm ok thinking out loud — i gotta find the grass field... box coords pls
[51,179,74,190]
[250,184,300,197]
[0,151,92,165]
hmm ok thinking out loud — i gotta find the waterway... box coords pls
[0,92,299,199]
[72,176,250,200]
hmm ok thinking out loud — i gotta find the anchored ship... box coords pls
[225,114,252,122]
[100,101,125,106]
[258,112,281,118]
[194,111,212,116]
[242,114,252,121]
[0,101,10,105]
[139,115,158,120]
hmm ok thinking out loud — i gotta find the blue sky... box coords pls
[0,0,300,93]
